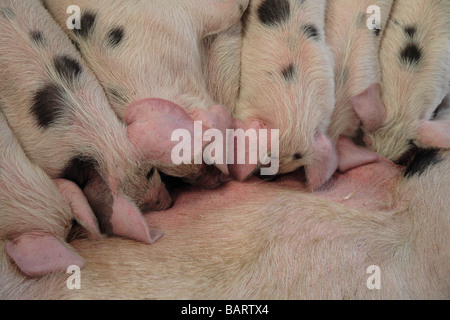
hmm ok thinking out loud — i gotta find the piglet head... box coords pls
[120,163,173,213]
[229,118,338,189]
[354,84,450,161]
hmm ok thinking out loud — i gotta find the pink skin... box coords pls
[6,233,85,277]
[126,98,233,178]
[352,83,387,132]
[111,193,163,244]
[148,157,401,229]
[416,120,450,149]
[54,179,101,238]
[337,136,379,172]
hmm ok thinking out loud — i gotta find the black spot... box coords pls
[258,0,290,27]
[62,156,97,188]
[107,27,124,47]
[404,26,416,38]
[54,55,82,82]
[83,170,114,235]
[373,28,381,37]
[30,83,66,128]
[281,63,296,82]
[404,149,443,178]
[30,31,45,45]
[302,24,320,40]
[400,43,422,65]
[0,7,15,20]
[241,5,251,37]
[293,153,302,160]
[73,11,96,39]
[146,167,156,180]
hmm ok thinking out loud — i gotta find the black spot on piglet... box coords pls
[258,0,290,27]
[404,26,416,38]
[30,31,45,45]
[404,149,443,178]
[0,7,15,20]
[54,55,82,82]
[302,25,320,40]
[30,83,66,128]
[281,63,296,82]
[107,26,124,47]
[73,11,96,39]
[400,43,422,66]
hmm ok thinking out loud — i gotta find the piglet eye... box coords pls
[293,153,302,160]
[146,167,156,180]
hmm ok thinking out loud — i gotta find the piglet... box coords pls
[356,0,450,162]
[230,0,337,189]
[0,0,171,244]
[325,0,394,172]
[0,110,100,277]
[42,0,249,188]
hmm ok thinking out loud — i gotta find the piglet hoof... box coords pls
[6,232,84,277]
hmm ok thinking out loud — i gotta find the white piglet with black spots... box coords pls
[0,111,100,277]
[325,0,394,172]
[230,0,338,189]
[358,0,450,162]
[43,0,250,188]
[0,1,172,245]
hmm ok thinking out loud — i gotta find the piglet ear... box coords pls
[416,120,450,149]
[305,132,338,190]
[110,192,163,244]
[191,105,234,175]
[6,233,84,277]
[336,136,379,172]
[228,119,266,181]
[352,83,387,132]
[54,179,101,239]
[83,172,163,245]
[126,98,195,164]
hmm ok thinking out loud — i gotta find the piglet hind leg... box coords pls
[6,233,84,277]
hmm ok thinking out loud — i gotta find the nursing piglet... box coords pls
[325,0,394,171]
[42,0,249,188]
[230,0,338,189]
[0,1,171,244]
[357,0,450,162]
[0,111,100,277]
